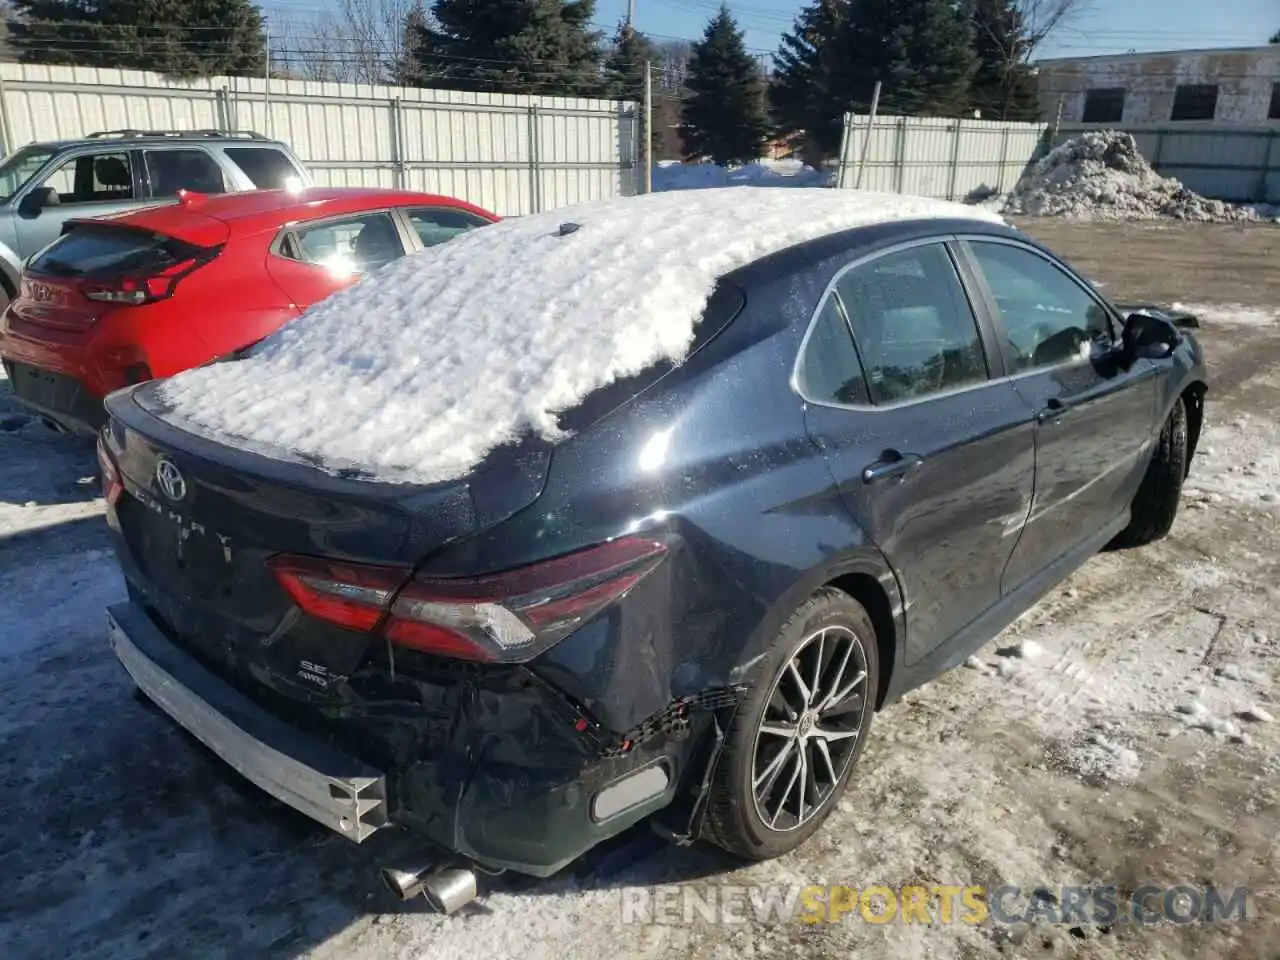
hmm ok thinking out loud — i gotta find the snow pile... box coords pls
[1002,131,1265,222]
[653,158,831,191]
[152,188,1001,484]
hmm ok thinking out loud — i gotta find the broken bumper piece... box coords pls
[107,599,695,877]
[107,600,390,842]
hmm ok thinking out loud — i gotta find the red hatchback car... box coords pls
[0,187,498,434]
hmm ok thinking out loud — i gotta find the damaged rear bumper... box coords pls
[107,599,709,877]
[108,601,390,841]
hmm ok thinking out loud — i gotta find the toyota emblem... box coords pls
[154,457,187,502]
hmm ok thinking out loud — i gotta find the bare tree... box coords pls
[654,39,691,91]
[270,0,422,84]
[1015,0,1092,55]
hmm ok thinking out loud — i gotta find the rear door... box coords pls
[957,237,1158,595]
[266,210,410,307]
[800,239,1036,666]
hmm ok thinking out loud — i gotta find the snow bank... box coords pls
[153,188,1001,485]
[653,158,830,191]
[1002,131,1270,222]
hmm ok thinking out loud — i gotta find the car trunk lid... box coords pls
[101,386,550,704]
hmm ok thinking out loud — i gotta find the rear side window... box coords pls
[834,243,988,405]
[224,147,304,189]
[404,207,491,247]
[145,149,227,197]
[29,225,202,278]
[797,295,871,405]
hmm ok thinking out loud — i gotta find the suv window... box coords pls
[797,294,871,405]
[223,147,304,189]
[145,149,227,197]
[284,212,405,276]
[966,241,1113,372]
[0,145,57,201]
[833,243,988,404]
[41,151,135,204]
[405,207,491,247]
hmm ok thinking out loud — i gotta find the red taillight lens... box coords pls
[95,434,123,506]
[265,555,407,632]
[265,537,668,663]
[83,256,211,306]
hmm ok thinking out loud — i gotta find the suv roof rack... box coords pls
[86,129,268,140]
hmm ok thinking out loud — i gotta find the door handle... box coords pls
[1036,397,1071,424]
[862,451,923,484]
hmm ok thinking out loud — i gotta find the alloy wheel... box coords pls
[749,625,870,832]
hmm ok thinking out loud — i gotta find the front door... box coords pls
[800,240,1036,665]
[957,237,1158,595]
[14,149,143,259]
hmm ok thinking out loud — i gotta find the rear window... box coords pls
[223,147,304,189]
[29,224,204,279]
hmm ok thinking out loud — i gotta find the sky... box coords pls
[265,0,1278,64]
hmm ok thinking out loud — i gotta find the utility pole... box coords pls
[627,0,635,28]
[643,59,653,194]
[853,80,882,190]
[264,18,271,137]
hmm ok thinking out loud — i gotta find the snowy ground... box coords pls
[1,224,1279,959]
[653,159,831,192]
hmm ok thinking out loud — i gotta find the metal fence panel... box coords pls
[838,112,1280,204]
[0,63,637,216]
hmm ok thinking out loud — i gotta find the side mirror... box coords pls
[1121,312,1179,364]
[18,186,57,218]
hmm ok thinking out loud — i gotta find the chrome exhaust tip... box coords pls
[380,859,434,901]
[380,859,479,914]
[421,867,479,915]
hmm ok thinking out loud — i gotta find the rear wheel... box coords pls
[704,588,878,860]
[1112,396,1188,548]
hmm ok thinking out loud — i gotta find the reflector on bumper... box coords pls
[107,601,389,842]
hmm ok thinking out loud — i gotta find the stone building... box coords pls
[1037,45,1280,126]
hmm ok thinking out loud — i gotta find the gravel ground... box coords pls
[1,220,1278,960]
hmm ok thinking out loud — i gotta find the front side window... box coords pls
[145,149,227,197]
[41,151,135,204]
[966,241,1113,372]
[0,145,58,202]
[833,243,988,404]
[404,207,492,247]
[283,212,406,277]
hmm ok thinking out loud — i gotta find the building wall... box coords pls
[1038,47,1280,126]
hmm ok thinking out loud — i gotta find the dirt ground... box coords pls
[0,219,1277,960]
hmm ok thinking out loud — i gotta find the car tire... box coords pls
[703,587,878,861]
[1112,396,1188,549]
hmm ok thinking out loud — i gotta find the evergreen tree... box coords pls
[1271,28,1279,43]
[391,1,430,85]
[770,0,847,163]
[679,6,768,166]
[7,0,266,78]
[603,22,661,152]
[967,0,1039,120]
[832,0,977,118]
[412,0,603,96]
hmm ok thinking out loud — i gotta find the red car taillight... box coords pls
[266,537,668,663]
[96,434,123,506]
[83,256,212,306]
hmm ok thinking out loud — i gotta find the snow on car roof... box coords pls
[153,187,1004,484]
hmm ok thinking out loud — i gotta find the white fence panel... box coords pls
[837,111,1280,204]
[0,63,638,216]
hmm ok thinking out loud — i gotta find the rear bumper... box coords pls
[107,601,391,842]
[2,358,105,435]
[107,597,686,876]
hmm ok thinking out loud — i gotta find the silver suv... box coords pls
[0,129,313,309]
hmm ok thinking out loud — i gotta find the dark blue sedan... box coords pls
[95,188,1206,911]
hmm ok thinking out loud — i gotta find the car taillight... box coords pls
[83,256,211,306]
[265,537,668,663]
[96,433,123,506]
